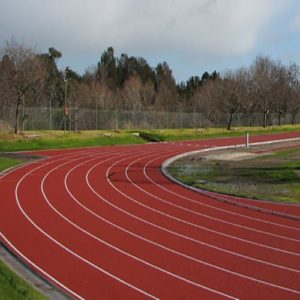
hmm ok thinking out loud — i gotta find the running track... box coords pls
[0,132,300,299]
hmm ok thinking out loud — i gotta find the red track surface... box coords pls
[1,132,300,299]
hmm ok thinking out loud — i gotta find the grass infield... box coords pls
[167,145,300,203]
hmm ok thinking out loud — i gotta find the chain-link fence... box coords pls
[1,106,300,131]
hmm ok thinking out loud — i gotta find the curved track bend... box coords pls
[0,132,300,299]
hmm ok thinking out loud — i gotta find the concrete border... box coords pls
[0,242,70,300]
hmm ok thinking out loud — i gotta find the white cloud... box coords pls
[0,0,289,75]
[0,0,282,53]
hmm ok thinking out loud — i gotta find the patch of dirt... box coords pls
[199,139,300,161]
[205,152,270,161]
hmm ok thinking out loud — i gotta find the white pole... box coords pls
[246,132,249,148]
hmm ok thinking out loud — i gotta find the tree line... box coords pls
[1,39,300,133]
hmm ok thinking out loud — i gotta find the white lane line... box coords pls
[144,154,300,232]
[2,150,102,299]
[40,151,161,300]
[123,154,300,270]
[62,149,300,295]
[8,150,99,299]
[125,153,300,244]
[105,154,300,257]
[85,152,300,295]
[0,232,84,300]
[40,150,236,300]
[14,149,159,300]
[72,151,300,274]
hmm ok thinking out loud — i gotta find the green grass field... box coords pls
[0,259,46,300]
[1,125,300,152]
[0,130,143,152]
[150,125,300,141]
[0,157,23,172]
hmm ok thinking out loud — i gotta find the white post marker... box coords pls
[246,132,250,148]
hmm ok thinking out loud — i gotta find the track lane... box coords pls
[102,158,300,258]
[144,152,300,230]
[46,146,300,299]
[0,132,299,299]
[124,152,300,243]
[123,152,300,260]
[1,149,160,299]
[14,147,233,299]
[144,155,300,233]
[99,148,300,292]
[14,149,161,300]
[39,148,235,300]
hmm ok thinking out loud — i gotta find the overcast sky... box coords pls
[1,0,300,82]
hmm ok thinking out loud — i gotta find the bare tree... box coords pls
[240,72,260,127]
[269,62,289,126]
[0,64,14,122]
[0,39,44,133]
[192,80,217,128]
[123,75,142,110]
[216,70,244,130]
[251,56,277,127]
[286,63,300,125]
[290,84,300,125]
